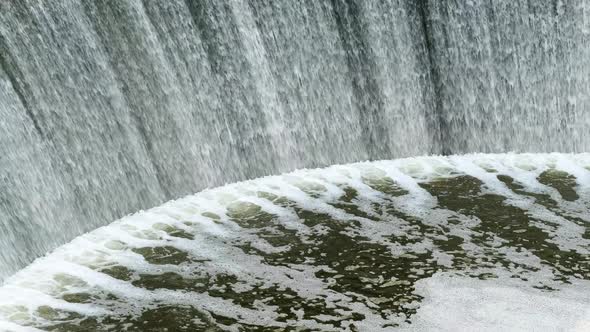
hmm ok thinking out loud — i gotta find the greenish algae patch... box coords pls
[537,169,579,202]
[362,175,409,197]
[100,265,133,281]
[44,306,221,332]
[132,246,193,265]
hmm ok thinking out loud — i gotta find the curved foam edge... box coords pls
[0,153,588,330]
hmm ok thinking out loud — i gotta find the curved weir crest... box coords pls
[2,1,590,278]
[0,153,588,330]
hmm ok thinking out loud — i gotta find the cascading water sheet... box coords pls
[0,154,588,331]
[1,1,590,279]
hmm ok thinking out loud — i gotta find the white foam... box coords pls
[403,273,590,332]
[0,153,588,330]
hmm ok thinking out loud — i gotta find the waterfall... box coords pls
[0,0,588,280]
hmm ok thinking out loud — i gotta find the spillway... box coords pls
[1,1,590,279]
[0,154,588,330]
[1,1,590,330]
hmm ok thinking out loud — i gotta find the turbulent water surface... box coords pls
[0,154,588,331]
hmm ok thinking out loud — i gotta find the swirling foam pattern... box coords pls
[0,154,589,331]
